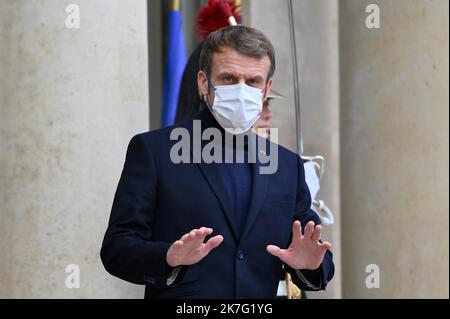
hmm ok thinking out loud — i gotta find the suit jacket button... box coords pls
[236,250,244,260]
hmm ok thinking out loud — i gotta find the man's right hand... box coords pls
[166,227,224,267]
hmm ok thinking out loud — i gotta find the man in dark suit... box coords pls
[100,25,334,299]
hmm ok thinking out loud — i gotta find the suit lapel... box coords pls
[183,112,270,242]
[195,160,239,241]
[241,135,269,240]
[185,115,240,241]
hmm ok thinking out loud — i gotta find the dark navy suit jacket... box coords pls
[100,109,334,299]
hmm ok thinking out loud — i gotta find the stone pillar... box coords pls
[0,0,149,298]
[244,0,342,298]
[340,0,449,298]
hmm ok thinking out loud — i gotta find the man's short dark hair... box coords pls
[199,25,276,81]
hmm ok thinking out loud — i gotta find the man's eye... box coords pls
[223,76,233,82]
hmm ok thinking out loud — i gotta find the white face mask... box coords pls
[205,82,264,135]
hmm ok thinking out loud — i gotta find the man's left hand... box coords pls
[266,220,332,270]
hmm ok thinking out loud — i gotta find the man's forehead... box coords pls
[211,46,270,77]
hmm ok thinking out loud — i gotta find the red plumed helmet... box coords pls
[196,0,241,40]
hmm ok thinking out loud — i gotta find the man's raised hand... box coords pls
[266,220,332,270]
[166,227,223,267]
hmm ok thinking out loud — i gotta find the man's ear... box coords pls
[197,70,209,96]
[263,79,273,101]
